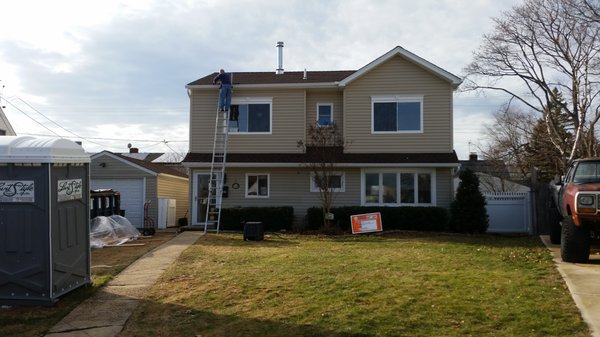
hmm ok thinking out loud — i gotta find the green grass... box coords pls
[121,233,590,337]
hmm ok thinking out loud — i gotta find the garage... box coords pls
[91,178,144,227]
[90,150,189,229]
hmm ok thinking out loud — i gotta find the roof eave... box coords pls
[185,82,341,90]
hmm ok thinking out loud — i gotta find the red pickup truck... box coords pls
[555,158,600,263]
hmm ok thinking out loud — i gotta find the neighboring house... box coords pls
[91,150,189,228]
[0,106,16,136]
[455,153,530,192]
[183,46,462,227]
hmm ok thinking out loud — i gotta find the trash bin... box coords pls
[0,136,91,306]
[243,221,264,241]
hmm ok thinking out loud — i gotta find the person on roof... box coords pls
[213,69,232,112]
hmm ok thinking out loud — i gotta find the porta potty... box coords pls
[0,136,91,306]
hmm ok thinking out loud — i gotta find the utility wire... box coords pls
[2,99,62,137]
[5,96,119,149]
[3,96,188,150]
[19,132,187,143]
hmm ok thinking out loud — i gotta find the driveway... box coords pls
[541,235,600,337]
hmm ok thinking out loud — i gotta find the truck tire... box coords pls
[560,218,590,263]
[549,207,562,244]
[550,220,561,244]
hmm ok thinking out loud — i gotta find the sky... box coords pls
[0,0,523,159]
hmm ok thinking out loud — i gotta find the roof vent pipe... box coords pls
[276,41,284,75]
[303,68,307,80]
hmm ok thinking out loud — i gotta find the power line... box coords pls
[4,97,121,149]
[19,132,188,143]
[3,96,188,150]
[2,99,62,137]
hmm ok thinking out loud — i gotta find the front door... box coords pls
[192,173,210,225]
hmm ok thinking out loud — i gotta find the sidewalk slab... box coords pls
[45,231,203,337]
[541,235,600,337]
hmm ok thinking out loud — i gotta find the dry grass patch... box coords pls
[0,231,177,337]
[121,233,589,337]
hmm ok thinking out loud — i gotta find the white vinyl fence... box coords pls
[483,192,532,234]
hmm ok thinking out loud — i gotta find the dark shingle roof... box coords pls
[183,151,458,165]
[187,71,356,86]
[116,153,188,178]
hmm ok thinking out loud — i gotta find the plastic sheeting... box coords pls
[90,215,140,248]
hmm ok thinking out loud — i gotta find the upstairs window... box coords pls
[317,103,333,126]
[0,129,5,136]
[230,98,272,133]
[372,96,423,133]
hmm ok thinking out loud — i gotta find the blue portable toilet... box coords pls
[0,136,91,306]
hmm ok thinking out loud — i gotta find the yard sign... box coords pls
[351,212,382,234]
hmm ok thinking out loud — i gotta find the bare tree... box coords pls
[464,0,600,160]
[297,122,347,230]
[479,104,535,182]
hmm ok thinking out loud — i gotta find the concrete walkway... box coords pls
[45,231,203,337]
[540,235,600,337]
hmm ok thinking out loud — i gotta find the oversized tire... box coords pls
[549,199,562,244]
[550,218,561,244]
[560,218,590,263]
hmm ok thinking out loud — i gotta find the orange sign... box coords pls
[351,212,383,234]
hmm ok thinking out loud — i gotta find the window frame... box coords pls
[371,95,424,134]
[245,173,270,198]
[361,169,436,206]
[316,103,334,127]
[230,97,273,135]
[310,172,345,192]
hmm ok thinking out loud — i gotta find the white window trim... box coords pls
[316,103,334,127]
[360,168,436,206]
[230,97,273,135]
[371,95,424,134]
[310,172,345,192]
[245,173,270,198]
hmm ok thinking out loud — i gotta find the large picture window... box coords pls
[372,96,423,133]
[363,170,434,206]
[246,173,269,198]
[230,98,272,133]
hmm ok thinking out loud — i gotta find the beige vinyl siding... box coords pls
[435,168,454,208]
[306,90,344,132]
[221,167,361,224]
[189,88,305,154]
[343,55,454,153]
[157,175,189,220]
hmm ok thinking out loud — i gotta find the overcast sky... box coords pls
[0,0,522,159]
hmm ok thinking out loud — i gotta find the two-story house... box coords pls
[183,46,462,227]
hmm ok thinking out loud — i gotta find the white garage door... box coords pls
[91,179,144,228]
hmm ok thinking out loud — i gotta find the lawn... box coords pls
[0,231,177,337]
[121,232,589,337]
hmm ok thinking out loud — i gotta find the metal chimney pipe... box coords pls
[276,41,284,75]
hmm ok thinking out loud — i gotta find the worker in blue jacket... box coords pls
[213,69,232,111]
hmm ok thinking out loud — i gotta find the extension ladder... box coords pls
[204,108,231,233]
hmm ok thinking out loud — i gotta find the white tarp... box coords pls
[90,215,140,248]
